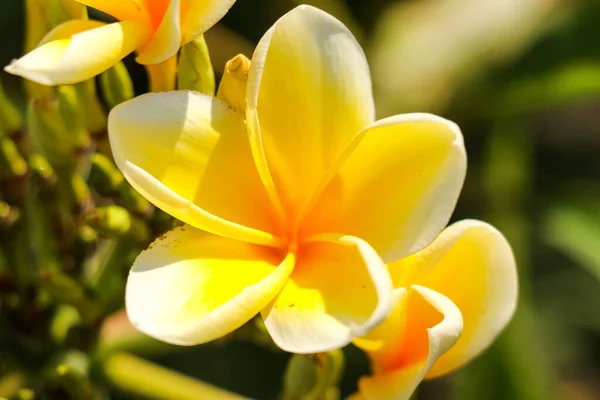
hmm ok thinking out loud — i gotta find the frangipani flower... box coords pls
[351,220,517,400]
[5,0,236,85]
[107,5,471,354]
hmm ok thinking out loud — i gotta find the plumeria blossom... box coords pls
[105,4,505,356]
[5,0,236,85]
[351,220,518,400]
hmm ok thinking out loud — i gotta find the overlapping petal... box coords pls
[262,234,392,354]
[302,114,466,263]
[108,91,281,246]
[180,0,238,43]
[390,220,518,378]
[5,20,150,86]
[136,0,181,65]
[74,0,148,22]
[126,225,294,345]
[353,220,516,399]
[356,286,463,400]
[246,5,374,226]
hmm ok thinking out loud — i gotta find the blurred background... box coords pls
[1,0,600,399]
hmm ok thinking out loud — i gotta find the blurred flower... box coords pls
[5,0,236,85]
[350,220,518,400]
[108,5,471,354]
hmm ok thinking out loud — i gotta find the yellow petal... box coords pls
[74,0,147,21]
[136,0,181,65]
[390,220,517,379]
[180,0,237,43]
[302,113,466,263]
[5,20,150,86]
[261,234,393,354]
[357,286,462,400]
[126,225,294,345]
[108,91,281,247]
[246,5,374,226]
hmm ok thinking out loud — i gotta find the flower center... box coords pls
[140,0,170,30]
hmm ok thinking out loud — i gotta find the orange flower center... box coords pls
[140,0,171,30]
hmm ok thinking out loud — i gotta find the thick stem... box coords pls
[99,352,248,400]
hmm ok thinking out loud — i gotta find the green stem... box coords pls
[99,353,248,400]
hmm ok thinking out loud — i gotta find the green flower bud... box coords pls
[39,270,102,326]
[85,205,149,242]
[27,86,90,169]
[0,137,27,180]
[0,79,22,137]
[74,80,108,135]
[178,35,215,95]
[29,153,57,188]
[282,350,344,400]
[99,62,134,110]
[55,364,94,400]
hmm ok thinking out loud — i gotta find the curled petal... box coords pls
[126,225,294,345]
[303,113,466,263]
[136,0,181,65]
[246,5,374,224]
[180,0,238,43]
[108,91,281,246]
[5,20,150,85]
[390,220,518,378]
[262,234,393,354]
[357,286,463,400]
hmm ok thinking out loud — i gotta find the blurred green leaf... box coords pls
[370,0,576,114]
[545,204,600,283]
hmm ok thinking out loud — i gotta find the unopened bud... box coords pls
[55,364,94,400]
[217,54,250,112]
[282,350,344,400]
[0,201,20,229]
[86,205,148,242]
[99,62,134,110]
[74,80,107,135]
[69,173,92,215]
[14,388,36,400]
[0,79,22,136]
[89,153,123,194]
[29,153,57,187]
[0,137,27,180]
[178,35,215,95]
[27,86,90,169]
[39,270,102,325]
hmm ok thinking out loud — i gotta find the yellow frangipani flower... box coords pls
[5,0,236,85]
[107,5,477,354]
[351,221,518,400]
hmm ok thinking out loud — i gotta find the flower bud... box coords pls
[99,62,135,110]
[0,79,22,136]
[282,350,344,400]
[85,205,149,242]
[27,86,90,169]
[177,35,215,95]
[74,80,108,135]
[55,363,94,400]
[0,137,27,180]
[39,269,103,325]
[217,54,250,113]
